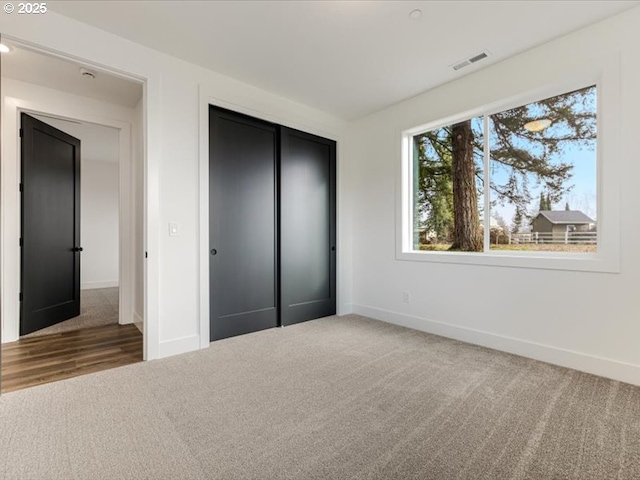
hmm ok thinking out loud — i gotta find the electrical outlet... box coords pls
[402,290,411,304]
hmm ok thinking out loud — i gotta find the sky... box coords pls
[489,142,597,227]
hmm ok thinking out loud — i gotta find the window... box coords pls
[408,85,597,256]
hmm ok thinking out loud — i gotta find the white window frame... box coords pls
[397,57,620,273]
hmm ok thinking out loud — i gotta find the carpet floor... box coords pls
[1,315,639,480]
[21,287,119,338]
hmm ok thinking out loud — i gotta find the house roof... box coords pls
[536,210,595,224]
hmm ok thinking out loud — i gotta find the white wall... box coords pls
[1,76,138,341]
[347,7,640,385]
[31,116,120,290]
[81,159,119,289]
[0,12,348,358]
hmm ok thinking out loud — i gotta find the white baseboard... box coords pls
[1,331,18,344]
[337,302,354,316]
[351,304,640,386]
[81,281,119,290]
[157,334,200,359]
[133,312,143,334]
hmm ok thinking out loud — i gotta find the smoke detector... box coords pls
[80,68,96,80]
[451,51,490,72]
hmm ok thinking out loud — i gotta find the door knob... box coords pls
[73,247,83,252]
[210,249,217,256]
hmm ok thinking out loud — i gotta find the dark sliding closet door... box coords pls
[280,127,336,326]
[209,107,278,341]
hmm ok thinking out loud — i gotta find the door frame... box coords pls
[2,100,135,341]
[198,88,344,347]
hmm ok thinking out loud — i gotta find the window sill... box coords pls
[396,249,619,273]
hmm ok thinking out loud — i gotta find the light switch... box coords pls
[169,222,179,236]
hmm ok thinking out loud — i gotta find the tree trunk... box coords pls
[450,120,483,251]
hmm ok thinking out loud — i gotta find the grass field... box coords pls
[418,243,596,253]
[490,244,596,253]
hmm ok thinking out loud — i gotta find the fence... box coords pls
[508,231,597,245]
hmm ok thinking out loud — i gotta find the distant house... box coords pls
[531,210,595,235]
[480,217,501,229]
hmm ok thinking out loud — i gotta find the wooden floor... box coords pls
[1,323,142,394]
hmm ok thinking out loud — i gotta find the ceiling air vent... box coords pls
[451,50,490,71]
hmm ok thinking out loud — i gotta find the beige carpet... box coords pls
[21,287,119,338]
[2,315,640,479]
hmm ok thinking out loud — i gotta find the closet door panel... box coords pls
[209,107,278,340]
[280,127,336,326]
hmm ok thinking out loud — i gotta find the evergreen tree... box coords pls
[414,85,595,251]
[450,121,482,251]
[539,192,546,212]
[565,201,570,211]
[413,132,454,242]
[511,208,524,234]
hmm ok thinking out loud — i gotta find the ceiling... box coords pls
[43,1,640,120]
[1,44,142,108]
[32,114,120,163]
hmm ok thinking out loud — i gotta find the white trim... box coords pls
[483,115,491,252]
[141,79,158,362]
[117,120,134,329]
[397,53,621,273]
[0,94,141,344]
[81,281,119,290]
[198,93,342,143]
[340,303,354,316]
[352,304,640,386]
[158,334,201,358]
[198,85,210,349]
[133,311,144,334]
[198,85,345,350]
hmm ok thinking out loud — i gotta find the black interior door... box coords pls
[280,127,336,326]
[209,107,278,340]
[20,113,82,336]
